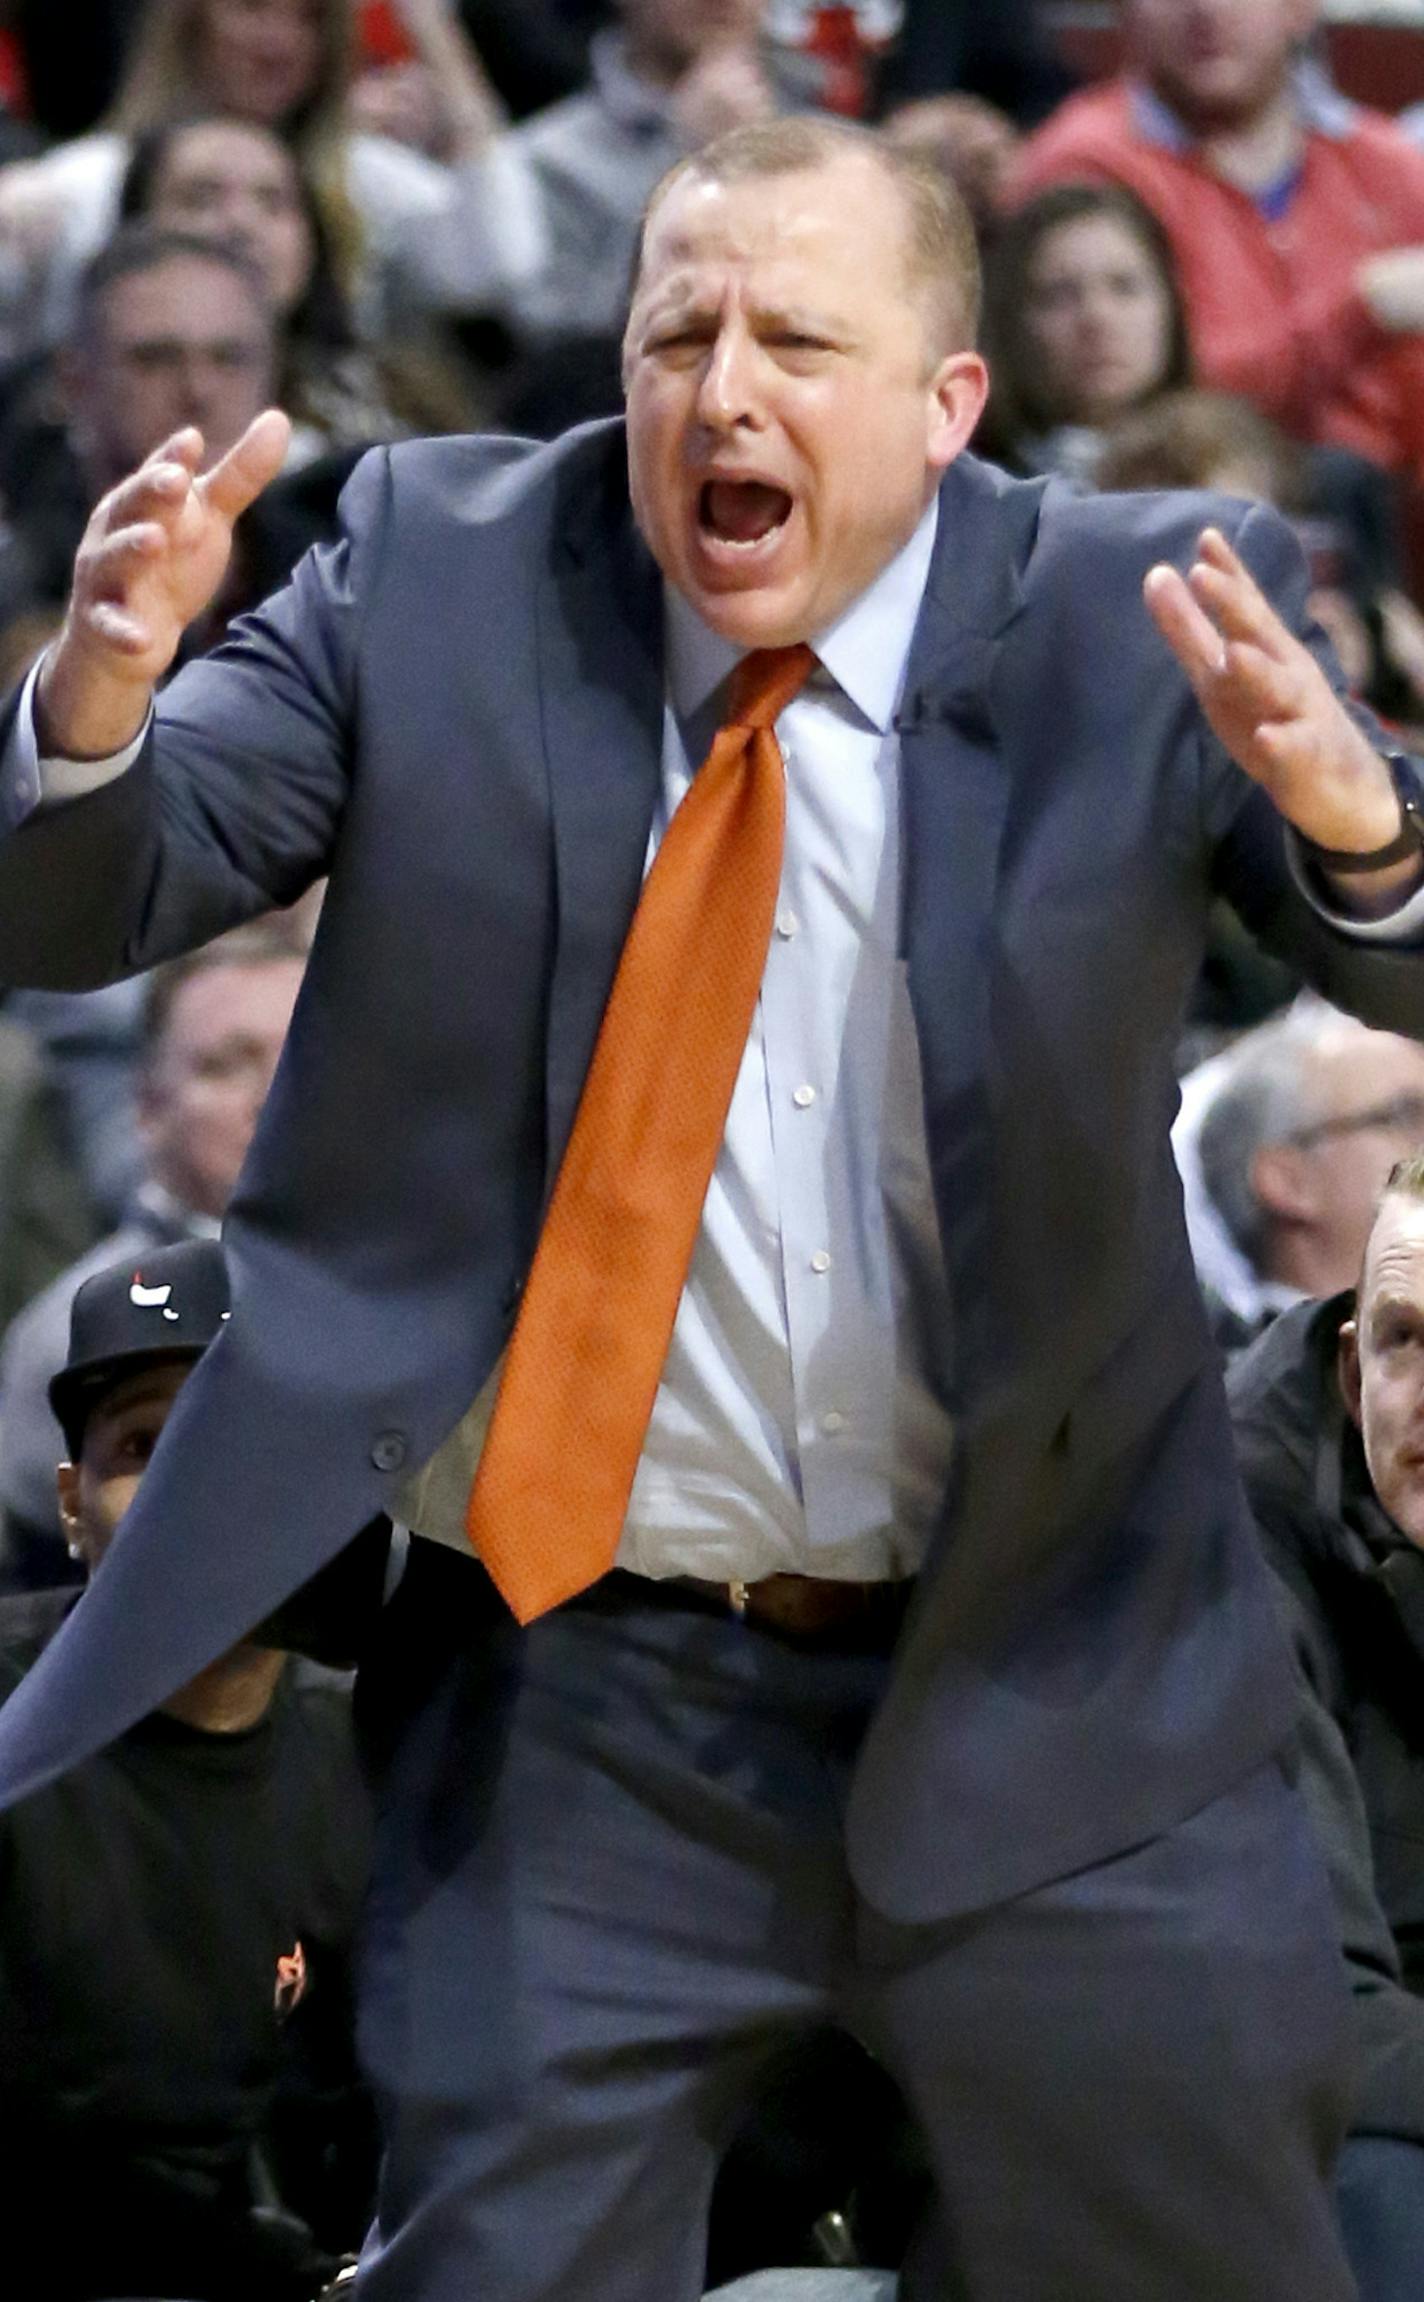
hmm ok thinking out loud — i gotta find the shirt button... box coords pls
[821,1410,846,1435]
[370,1430,408,1472]
[793,1083,816,1109]
[810,1250,831,1273]
[775,908,799,939]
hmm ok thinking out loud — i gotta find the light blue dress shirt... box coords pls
[9,495,1424,1585]
[396,498,955,1580]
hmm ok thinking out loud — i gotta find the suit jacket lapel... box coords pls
[537,446,665,1198]
[898,454,1045,1393]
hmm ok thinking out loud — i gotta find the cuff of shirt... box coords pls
[8,658,151,818]
[1287,825,1424,942]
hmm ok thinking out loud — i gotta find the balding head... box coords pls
[634,115,983,360]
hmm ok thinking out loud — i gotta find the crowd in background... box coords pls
[8,3,1424,2297]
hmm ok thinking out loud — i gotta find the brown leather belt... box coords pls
[674,1572,909,1643]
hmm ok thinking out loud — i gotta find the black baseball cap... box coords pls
[49,1238,230,1456]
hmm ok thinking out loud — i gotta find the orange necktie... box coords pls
[466,642,817,1622]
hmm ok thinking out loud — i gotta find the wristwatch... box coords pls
[1296,748,1424,875]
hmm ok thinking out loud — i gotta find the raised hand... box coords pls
[1144,525,1407,869]
[37,408,291,760]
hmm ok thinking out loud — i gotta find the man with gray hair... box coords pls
[1180,998,1424,1347]
[1231,1150,1424,2298]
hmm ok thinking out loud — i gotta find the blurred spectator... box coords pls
[350,0,509,165]
[1011,0,1424,486]
[65,228,277,495]
[0,1236,375,2301]
[875,0,1072,124]
[117,117,482,453]
[882,94,1020,246]
[0,925,305,1586]
[1097,387,1424,733]
[469,0,775,354]
[0,226,278,646]
[1099,386,1307,503]
[1175,1000,1424,1352]
[0,1014,98,1336]
[1231,1154,1424,2302]
[0,0,536,357]
[978,180,1190,482]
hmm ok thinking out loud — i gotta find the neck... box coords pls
[1180,84,1304,193]
[160,1642,284,1733]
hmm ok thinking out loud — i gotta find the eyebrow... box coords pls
[1369,1290,1424,1331]
[643,294,849,339]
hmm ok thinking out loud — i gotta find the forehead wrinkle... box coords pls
[1364,1220,1424,1306]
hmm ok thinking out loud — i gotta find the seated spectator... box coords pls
[881,95,1021,249]
[978,180,1190,482]
[0,1236,375,2301]
[471,0,775,355]
[0,1013,98,1336]
[0,925,306,1586]
[0,0,534,357]
[0,225,280,647]
[117,115,482,453]
[1010,0,1424,487]
[1097,384,1299,503]
[1097,388,1424,734]
[1176,1000,1424,1352]
[1230,1152,1424,2302]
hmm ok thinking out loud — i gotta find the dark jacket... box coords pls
[1231,1295,1424,2143]
[0,431,1421,1925]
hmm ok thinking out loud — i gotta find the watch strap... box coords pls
[1296,751,1424,875]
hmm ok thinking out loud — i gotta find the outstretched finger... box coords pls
[1188,531,1294,658]
[1144,562,1226,687]
[78,597,156,655]
[145,426,206,475]
[1214,639,1301,724]
[197,407,291,524]
[86,522,169,588]
[101,461,197,534]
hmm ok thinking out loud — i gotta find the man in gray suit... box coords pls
[0,113,1422,2299]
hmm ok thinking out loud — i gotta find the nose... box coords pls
[694,322,763,434]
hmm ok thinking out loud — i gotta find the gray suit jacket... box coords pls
[0,422,1420,1920]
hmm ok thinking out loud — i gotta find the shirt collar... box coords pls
[1127,57,1357,151]
[589,29,676,137]
[664,493,940,735]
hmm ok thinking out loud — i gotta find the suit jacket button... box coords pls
[371,1431,407,1472]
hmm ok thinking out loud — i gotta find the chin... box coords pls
[680,571,809,650]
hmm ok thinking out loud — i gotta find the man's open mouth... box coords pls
[698,478,794,548]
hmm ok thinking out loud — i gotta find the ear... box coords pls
[1338,1318,1363,1428]
[926,350,990,475]
[1251,1141,1317,1225]
[55,1461,88,1554]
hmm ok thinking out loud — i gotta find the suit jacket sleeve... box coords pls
[1201,500,1424,1038]
[0,447,393,991]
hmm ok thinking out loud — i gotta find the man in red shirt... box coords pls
[1011,0,1424,481]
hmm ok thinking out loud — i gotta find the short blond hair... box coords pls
[634,115,982,355]
[1384,1148,1424,1206]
